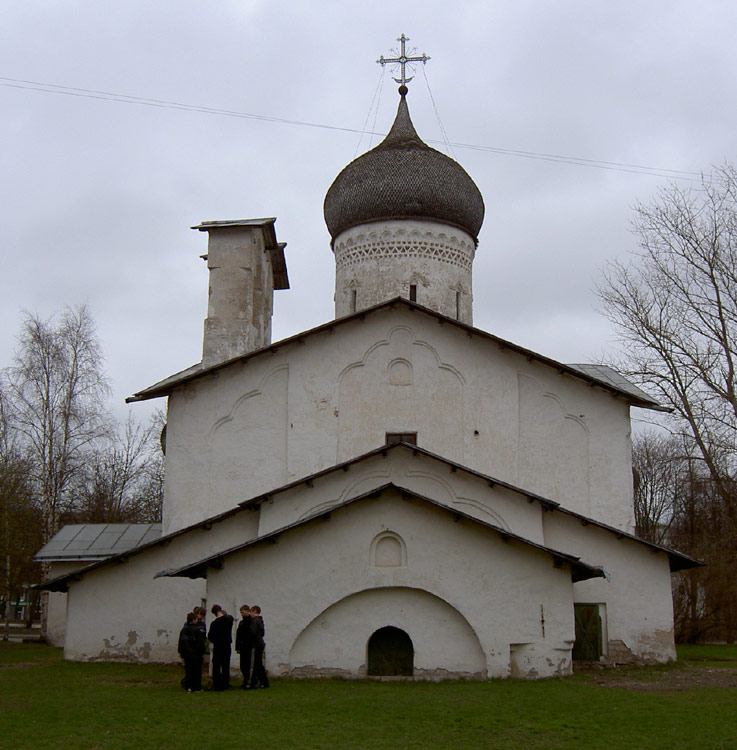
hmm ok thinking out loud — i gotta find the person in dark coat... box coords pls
[193,606,208,682]
[248,605,269,689]
[193,606,207,637]
[178,611,206,692]
[208,604,234,690]
[235,604,253,689]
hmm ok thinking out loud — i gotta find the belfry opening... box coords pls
[367,626,414,676]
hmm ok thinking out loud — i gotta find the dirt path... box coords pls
[585,660,737,691]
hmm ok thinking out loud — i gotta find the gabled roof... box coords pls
[35,523,161,562]
[34,442,700,593]
[236,441,559,512]
[126,297,666,410]
[157,482,604,584]
[234,441,700,572]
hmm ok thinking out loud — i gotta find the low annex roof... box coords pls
[35,523,161,563]
[234,441,701,573]
[34,442,700,594]
[126,297,666,411]
[156,482,605,584]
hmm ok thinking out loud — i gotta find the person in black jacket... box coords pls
[178,611,206,692]
[208,604,234,691]
[235,604,253,689]
[248,605,269,689]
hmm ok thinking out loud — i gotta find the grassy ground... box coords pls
[1,643,736,750]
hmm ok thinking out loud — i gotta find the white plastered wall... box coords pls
[45,561,85,647]
[333,219,475,323]
[163,307,635,536]
[61,450,674,667]
[62,510,259,662]
[206,489,578,680]
[543,511,676,663]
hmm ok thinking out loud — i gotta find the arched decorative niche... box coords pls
[370,531,407,568]
[388,358,413,386]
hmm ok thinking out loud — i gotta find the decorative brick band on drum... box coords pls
[334,232,475,273]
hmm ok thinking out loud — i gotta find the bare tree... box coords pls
[632,431,685,545]
[598,163,737,518]
[0,388,40,639]
[4,306,110,636]
[599,165,737,641]
[70,411,164,524]
[630,429,737,641]
[5,306,110,544]
[669,467,737,643]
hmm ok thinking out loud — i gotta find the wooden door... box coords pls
[573,603,602,661]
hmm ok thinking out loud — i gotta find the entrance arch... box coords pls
[367,626,414,676]
[289,587,487,678]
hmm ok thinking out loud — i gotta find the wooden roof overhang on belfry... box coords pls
[126,297,668,411]
[33,442,702,594]
[155,482,606,584]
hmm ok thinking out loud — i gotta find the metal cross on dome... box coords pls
[377,34,430,87]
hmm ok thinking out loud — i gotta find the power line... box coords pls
[0,75,711,183]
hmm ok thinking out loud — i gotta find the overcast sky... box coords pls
[2,1,736,425]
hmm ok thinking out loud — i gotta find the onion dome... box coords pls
[324,89,485,242]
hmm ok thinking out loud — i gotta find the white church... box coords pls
[37,67,698,679]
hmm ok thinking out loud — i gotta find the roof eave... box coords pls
[160,482,604,583]
[125,298,665,409]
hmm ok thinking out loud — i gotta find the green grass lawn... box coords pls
[1,643,735,750]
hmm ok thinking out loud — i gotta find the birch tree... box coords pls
[5,306,110,546]
[598,163,737,518]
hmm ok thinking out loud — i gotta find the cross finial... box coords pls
[377,34,430,93]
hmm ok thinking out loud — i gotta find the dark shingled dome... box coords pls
[324,93,485,241]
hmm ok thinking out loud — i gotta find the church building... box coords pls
[37,64,698,679]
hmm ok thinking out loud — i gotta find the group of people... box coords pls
[177,603,269,692]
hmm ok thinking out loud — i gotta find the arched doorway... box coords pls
[367,626,414,676]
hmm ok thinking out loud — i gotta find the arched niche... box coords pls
[388,359,413,386]
[370,531,406,568]
[367,626,414,676]
[517,372,590,510]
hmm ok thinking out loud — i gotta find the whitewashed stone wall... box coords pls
[543,512,677,663]
[45,561,83,647]
[163,307,634,535]
[59,450,676,667]
[62,511,259,663]
[201,225,276,367]
[333,220,475,323]
[207,489,577,679]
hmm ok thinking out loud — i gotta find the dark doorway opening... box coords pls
[367,626,414,676]
[573,603,602,661]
